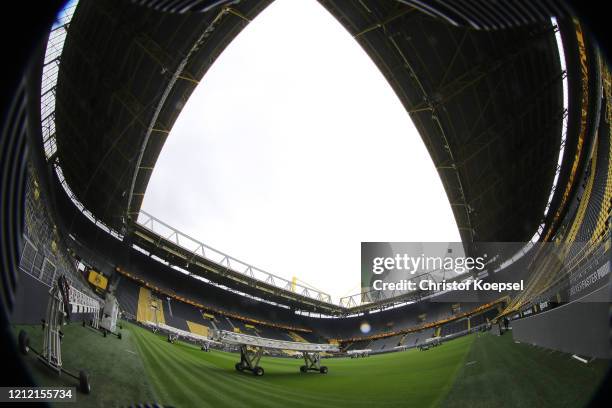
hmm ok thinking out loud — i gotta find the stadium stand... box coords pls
[369,334,402,351]
[186,321,211,338]
[504,73,612,314]
[110,256,516,349]
[13,167,102,325]
[287,331,308,343]
[440,318,469,337]
[469,308,500,328]
[114,276,139,319]
[20,169,96,297]
[136,288,166,326]
[115,261,505,336]
[400,329,436,348]
[298,331,325,343]
[345,340,371,351]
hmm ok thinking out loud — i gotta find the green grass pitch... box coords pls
[13,321,609,407]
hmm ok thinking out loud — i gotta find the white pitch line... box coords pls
[125,350,137,355]
[571,354,588,364]
[465,361,477,366]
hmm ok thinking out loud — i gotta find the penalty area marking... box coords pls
[571,355,588,364]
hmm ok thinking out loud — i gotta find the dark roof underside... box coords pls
[54,0,272,231]
[321,0,564,244]
[55,0,564,246]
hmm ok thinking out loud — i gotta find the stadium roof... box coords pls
[49,0,598,311]
[322,0,567,246]
[54,0,571,245]
[54,0,272,232]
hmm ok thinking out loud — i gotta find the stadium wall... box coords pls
[512,281,611,358]
[11,272,50,324]
[12,166,101,324]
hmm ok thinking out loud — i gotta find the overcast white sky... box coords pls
[141,0,460,302]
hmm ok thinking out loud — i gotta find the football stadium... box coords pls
[0,0,611,407]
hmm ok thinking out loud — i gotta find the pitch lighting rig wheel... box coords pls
[214,329,338,376]
[235,345,266,376]
[300,352,328,374]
